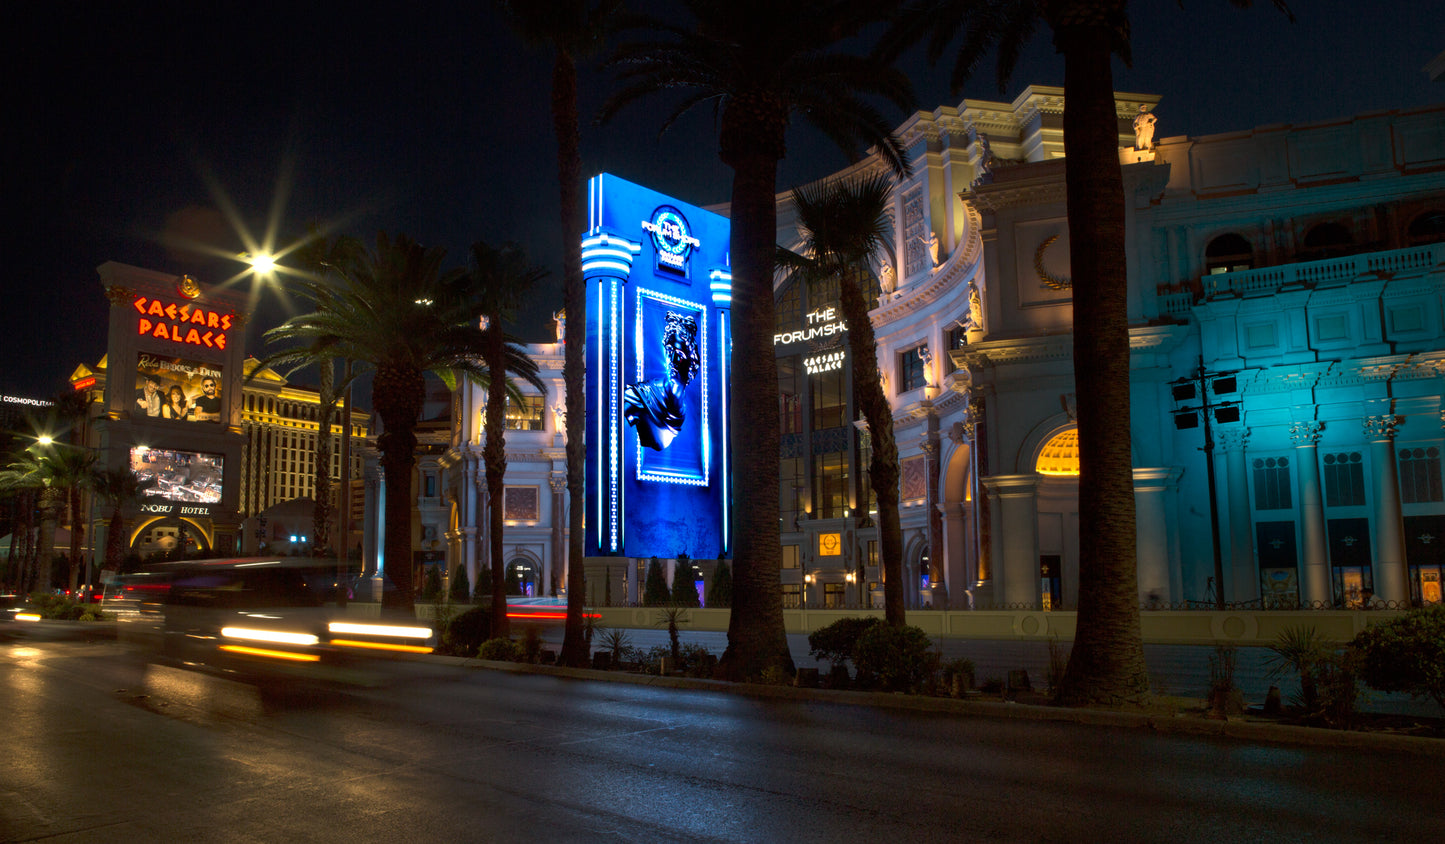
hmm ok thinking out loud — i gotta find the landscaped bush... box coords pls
[27,592,104,621]
[807,616,883,670]
[449,565,471,603]
[854,624,938,693]
[643,558,669,606]
[439,607,491,656]
[477,636,526,662]
[1352,604,1445,714]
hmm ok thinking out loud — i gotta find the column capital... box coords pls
[549,476,566,495]
[1215,427,1250,452]
[1362,414,1401,441]
[580,229,642,278]
[1289,420,1324,446]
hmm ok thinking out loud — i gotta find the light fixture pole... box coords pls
[1172,357,1242,610]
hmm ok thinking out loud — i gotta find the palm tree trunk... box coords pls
[716,143,794,681]
[1053,18,1150,708]
[314,357,335,556]
[484,322,510,640]
[553,49,590,667]
[838,272,906,626]
[66,486,84,593]
[375,362,425,611]
[36,488,60,593]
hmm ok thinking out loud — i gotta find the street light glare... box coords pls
[248,253,277,274]
[36,435,54,446]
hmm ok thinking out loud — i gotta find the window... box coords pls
[1253,456,1293,510]
[780,457,804,529]
[823,582,846,608]
[1323,452,1366,507]
[1301,222,1354,260]
[899,345,928,393]
[1401,446,1444,504]
[775,279,802,330]
[813,450,849,519]
[782,544,800,570]
[778,355,803,434]
[1205,233,1253,275]
[1406,210,1445,246]
[947,322,968,350]
[504,394,545,431]
[811,366,845,430]
[781,583,801,609]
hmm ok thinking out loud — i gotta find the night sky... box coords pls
[4,0,1440,404]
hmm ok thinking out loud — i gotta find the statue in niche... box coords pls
[624,311,700,451]
[973,133,997,185]
[967,279,983,328]
[1133,105,1157,151]
[919,230,940,269]
[553,308,566,343]
[878,261,896,295]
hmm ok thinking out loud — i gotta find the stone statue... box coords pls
[1133,106,1157,151]
[919,230,940,269]
[967,279,983,328]
[974,133,997,184]
[878,261,896,294]
[623,311,700,451]
[553,308,566,343]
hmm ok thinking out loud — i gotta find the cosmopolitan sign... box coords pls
[131,296,235,349]
[775,306,847,346]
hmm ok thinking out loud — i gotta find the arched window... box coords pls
[1205,233,1253,275]
[1035,429,1080,476]
[1407,210,1445,246]
[1301,221,1354,260]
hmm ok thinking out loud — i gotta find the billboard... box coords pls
[584,174,731,560]
[130,446,224,507]
[134,354,224,423]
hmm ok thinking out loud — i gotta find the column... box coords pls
[983,474,1040,607]
[1133,467,1181,604]
[549,475,566,595]
[921,407,947,609]
[1217,427,1256,603]
[1291,421,1330,606]
[1365,413,1409,604]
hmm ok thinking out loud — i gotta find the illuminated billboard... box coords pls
[134,354,224,423]
[130,446,224,507]
[584,174,732,559]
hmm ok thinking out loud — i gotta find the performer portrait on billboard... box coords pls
[624,311,699,451]
[136,375,163,417]
[161,385,191,420]
[192,377,221,422]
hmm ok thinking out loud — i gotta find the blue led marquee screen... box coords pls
[584,173,732,560]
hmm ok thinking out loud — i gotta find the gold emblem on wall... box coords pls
[1034,235,1072,290]
[177,275,202,299]
[818,532,842,556]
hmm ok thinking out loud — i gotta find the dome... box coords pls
[1036,429,1080,476]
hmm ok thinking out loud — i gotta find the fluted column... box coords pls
[549,475,566,594]
[1217,428,1256,603]
[983,474,1040,607]
[1365,414,1409,604]
[1291,421,1330,606]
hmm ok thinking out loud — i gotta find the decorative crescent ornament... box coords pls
[1034,235,1072,290]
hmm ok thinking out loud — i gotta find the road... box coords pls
[4,623,1444,843]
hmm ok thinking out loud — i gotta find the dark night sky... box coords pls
[3,0,1440,404]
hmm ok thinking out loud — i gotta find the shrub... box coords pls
[1265,626,1331,712]
[643,558,669,606]
[678,643,716,678]
[449,565,471,603]
[942,657,975,694]
[477,637,525,662]
[670,556,701,607]
[706,560,732,608]
[521,626,543,663]
[597,627,633,668]
[808,617,883,669]
[1208,644,1245,717]
[422,565,443,601]
[654,605,690,661]
[854,624,938,693]
[1352,604,1445,714]
[440,607,491,656]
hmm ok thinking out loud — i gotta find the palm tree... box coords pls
[779,173,906,626]
[877,0,1292,707]
[0,444,94,594]
[465,240,549,640]
[262,232,509,611]
[602,0,913,681]
[498,0,624,671]
[92,468,153,572]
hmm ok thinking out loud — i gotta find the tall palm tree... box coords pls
[779,173,906,626]
[0,445,94,594]
[466,240,549,640]
[498,0,624,670]
[602,0,914,680]
[877,0,1292,708]
[92,468,153,572]
[262,232,514,611]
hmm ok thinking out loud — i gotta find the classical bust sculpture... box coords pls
[624,311,700,451]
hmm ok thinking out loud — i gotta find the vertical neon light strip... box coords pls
[608,276,621,552]
[719,309,729,552]
[595,277,604,550]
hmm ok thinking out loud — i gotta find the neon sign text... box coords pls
[132,296,234,349]
[642,207,699,270]
[805,350,846,374]
[774,306,847,346]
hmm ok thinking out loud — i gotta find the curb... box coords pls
[444,655,1445,756]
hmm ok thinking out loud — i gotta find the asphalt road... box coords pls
[5,623,1445,843]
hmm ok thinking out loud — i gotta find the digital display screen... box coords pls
[130,447,224,504]
[134,354,224,424]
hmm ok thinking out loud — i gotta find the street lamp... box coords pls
[1171,357,1243,609]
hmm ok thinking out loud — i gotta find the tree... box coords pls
[0,443,94,593]
[706,559,732,607]
[496,0,624,669]
[877,0,1292,708]
[468,240,549,639]
[670,554,701,607]
[262,232,513,611]
[603,0,913,680]
[91,468,152,574]
[779,173,906,626]
[643,558,669,606]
